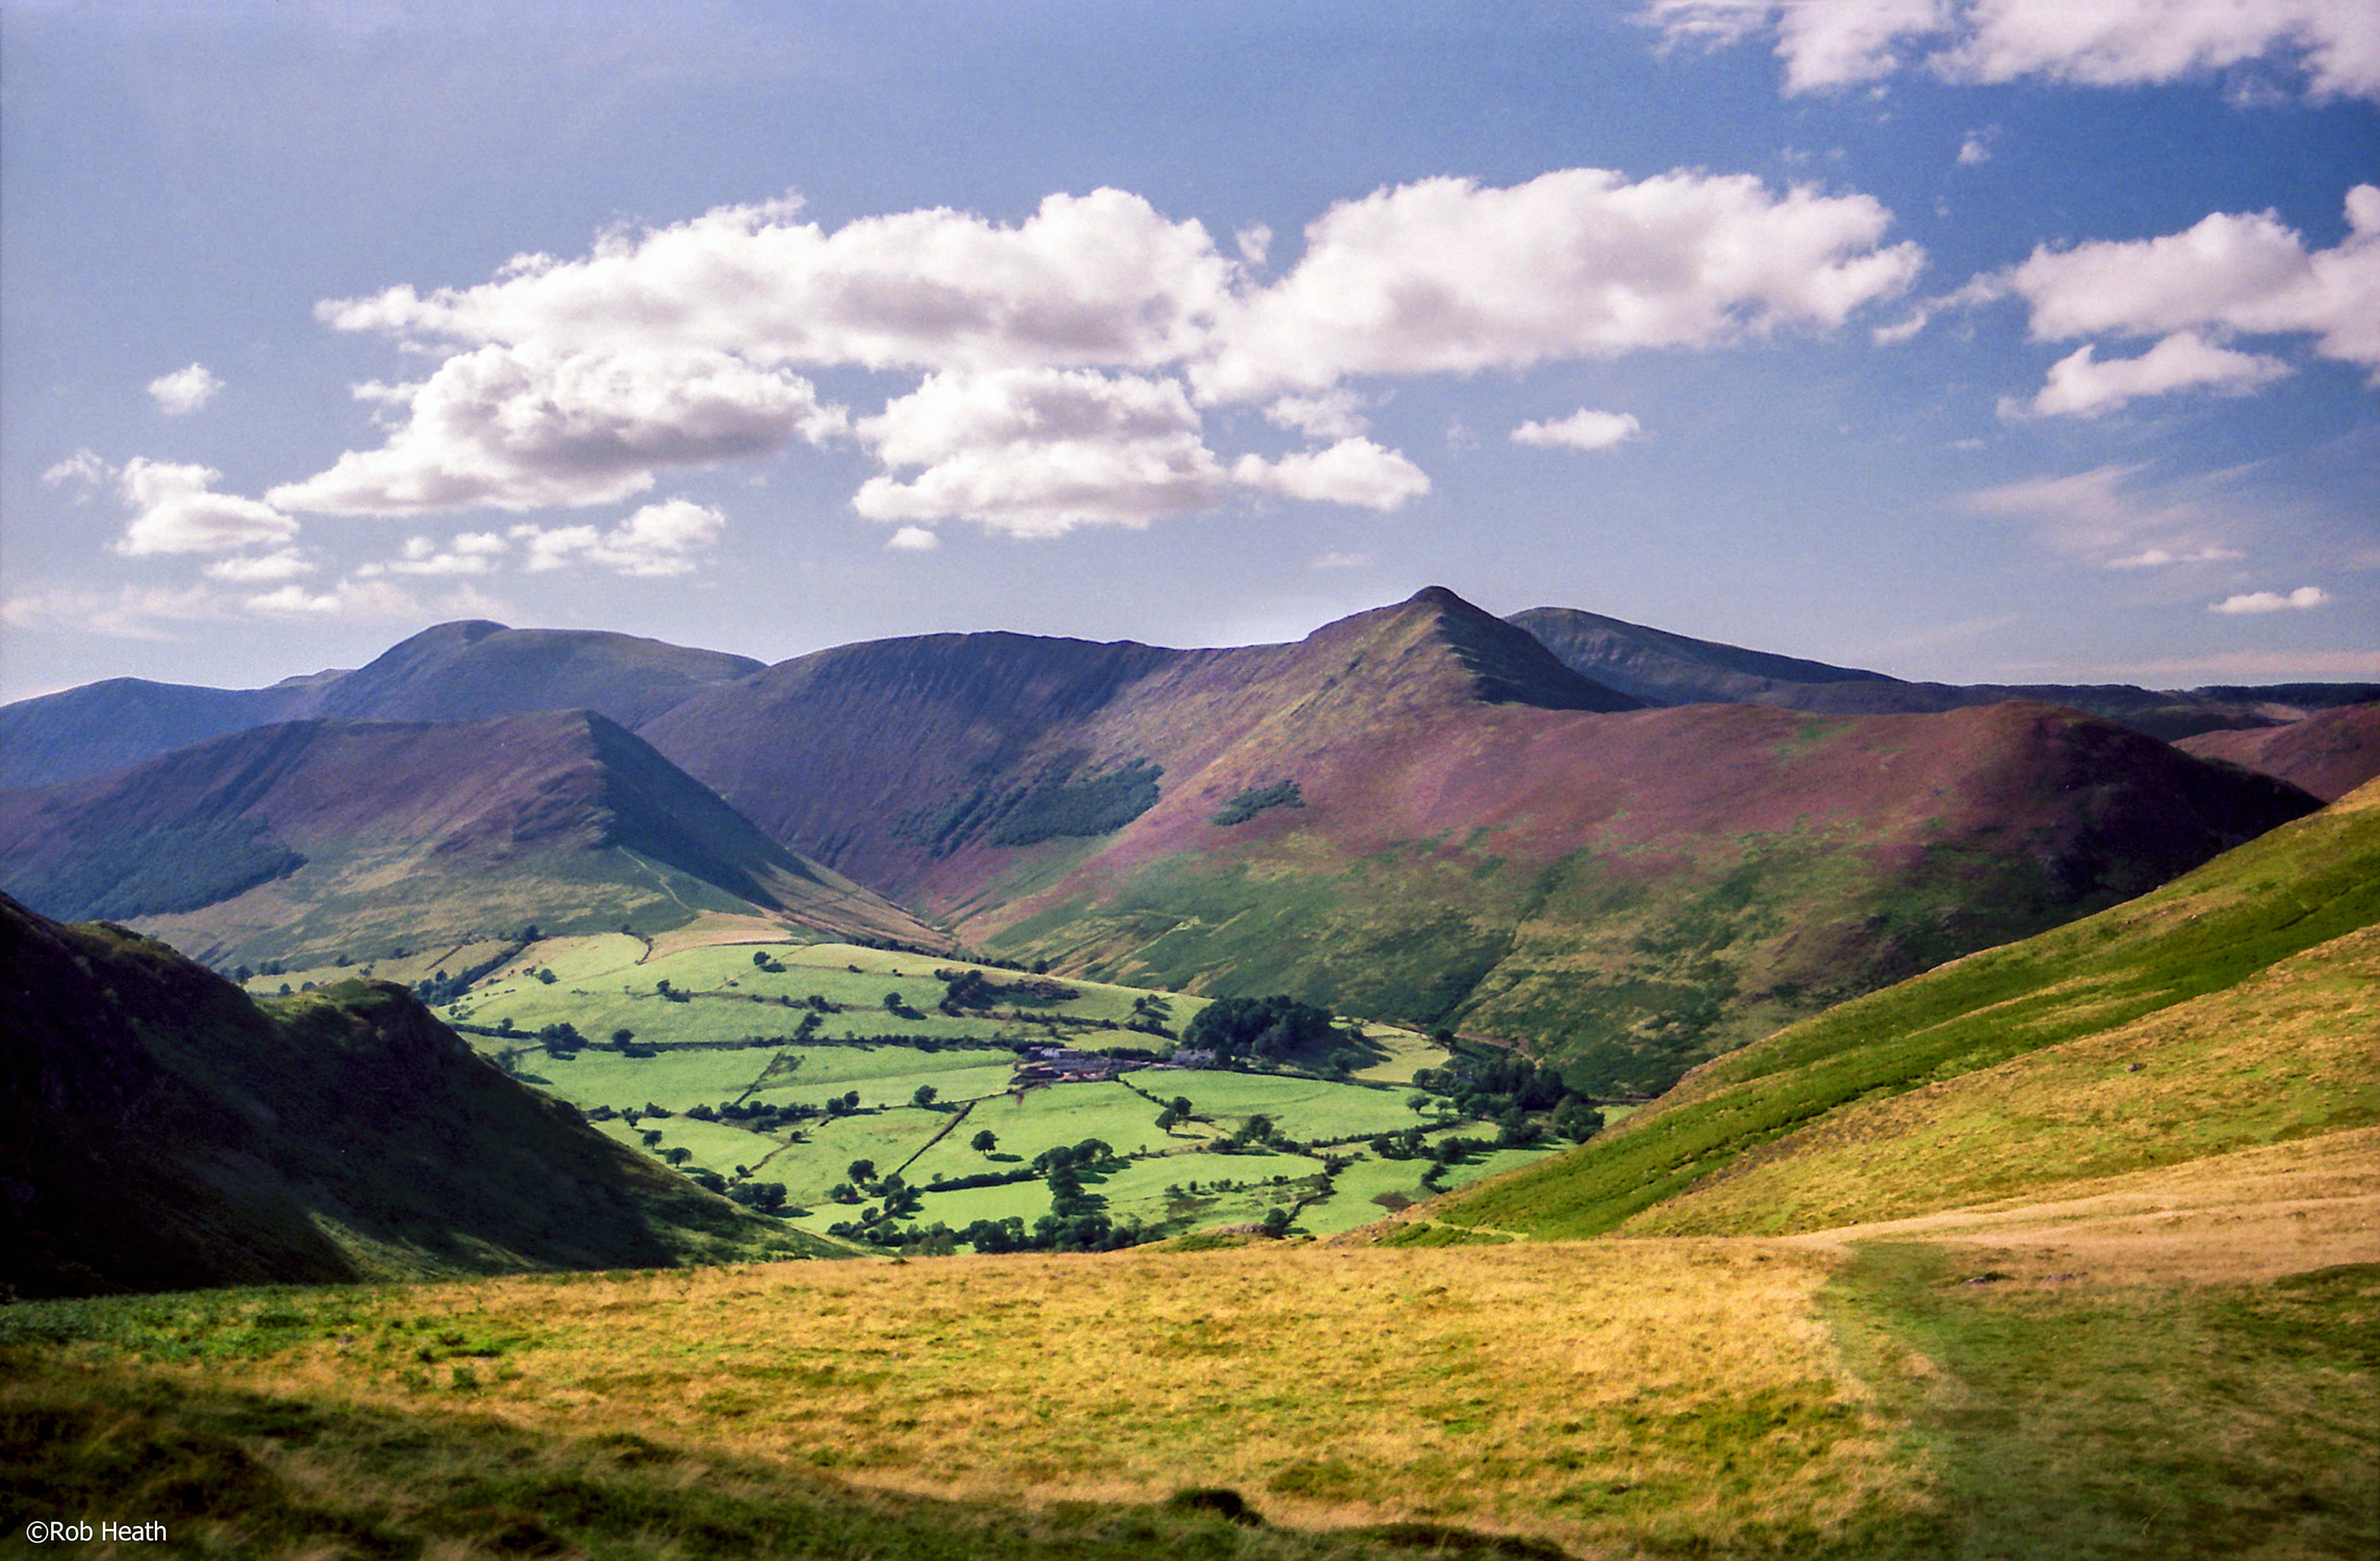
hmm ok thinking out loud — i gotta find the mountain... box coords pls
[2174,701,2380,801]
[1508,605,2377,740]
[638,588,2315,1094]
[0,892,825,1298]
[0,708,942,969]
[1406,776,2380,1243]
[0,621,759,792]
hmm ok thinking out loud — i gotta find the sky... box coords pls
[3,0,2375,705]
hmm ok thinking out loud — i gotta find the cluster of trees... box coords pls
[1210,778,1304,827]
[987,760,1163,847]
[936,967,1080,1014]
[1179,994,1346,1063]
[1411,1050,1604,1141]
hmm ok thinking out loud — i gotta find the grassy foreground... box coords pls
[8,1216,2372,1558]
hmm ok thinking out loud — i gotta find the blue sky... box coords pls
[3,0,2374,704]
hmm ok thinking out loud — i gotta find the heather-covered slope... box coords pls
[0,894,822,1298]
[2175,701,2380,801]
[0,709,940,969]
[641,588,2315,1095]
[1403,777,2380,1243]
[0,621,758,792]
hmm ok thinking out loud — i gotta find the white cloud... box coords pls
[1264,391,1369,439]
[245,579,426,621]
[511,498,727,576]
[2209,585,2330,614]
[320,189,1235,375]
[1195,168,1921,401]
[1956,131,1993,166]
[853,369,1230,536]
[1986,188,2380,376]
[2012,331,2295,418]
[1310,550,1373,569]
[270,344,842,514]
[1956,461,2243,566]
[2107,544,2243,569]
[41,448,108,489]
[1,582,232,640]
[203,550,316,582]
[114,458,299,556]
[253,173,1920,540]
[1511,408,1644,450]
[1231,438,1431,510]
[1643,0,2380,99]
[147,363,224,415]
[359,531,514,577]
[885,526,940,552]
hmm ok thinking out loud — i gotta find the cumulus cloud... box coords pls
[248,171,1918,540]
[244,578,427,621]
[853,369,1231,536]
[357,531,513,577]
[1511,408,1644,450]
[1972,185,2380,414]
[2010,331,2295,418]
[2209,585,2330,614]
[1264,391,1369,439]
[203,550,316,583]
[1194,168,1921,401]
[885,526,940,552]
[1231,438,1431,510]
[320,189,1234,374]
[269,344,842,514]
[148,363,224,415]
[511,498,727,576]
[114,459,299,556]
[1643,0,2380,98]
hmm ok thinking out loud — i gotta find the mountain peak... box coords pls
[1315,587,1641,713]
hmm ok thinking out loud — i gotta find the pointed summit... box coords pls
[1308,585,1642,712]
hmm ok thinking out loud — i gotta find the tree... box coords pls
[911,1084,939,1108]
[612,1027,636,1047]
[847,1159,876,1185]
[970,1130,998,1153]
[1260,1207,1293,1237]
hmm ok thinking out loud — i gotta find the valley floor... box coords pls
[6,1127,2372,1559]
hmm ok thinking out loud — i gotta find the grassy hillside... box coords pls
[0,709,943,969]
[1400,779,2380,1243]
[6,1214,2370,1558]
[0,895,827,1298]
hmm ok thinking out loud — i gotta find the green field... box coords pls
[418,933,1592,1248]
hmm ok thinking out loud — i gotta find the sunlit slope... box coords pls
[1407,777,2380,1242]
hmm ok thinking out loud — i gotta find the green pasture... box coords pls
[1129,1066,1427,1143]
[510,1046,783,1111]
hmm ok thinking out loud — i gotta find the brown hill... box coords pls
[0,892,820,1298]
[0,709,940,969]
[0,621,759,792]
[2175,702,2380,801]
[637,589,2315,1093]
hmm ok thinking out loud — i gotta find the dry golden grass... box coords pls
[1773,1124,2380,1288]
[137,1241,1924,1553]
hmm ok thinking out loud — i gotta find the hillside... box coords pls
[0,621,759,792]
[0,893,826,1298]
[2175,700,2380,801]
[1509,605,2377,740]
[0,708,942,969]
[640,588,2316,1094]
[1401,776,2380,1243]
